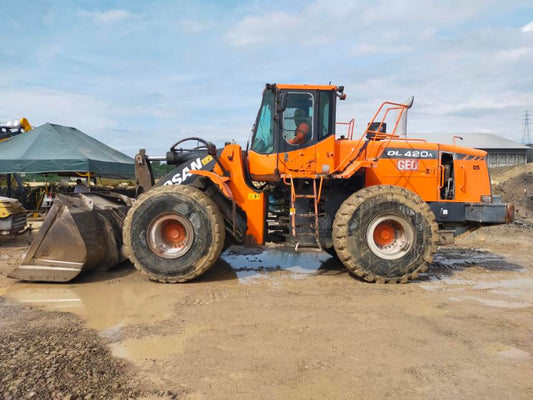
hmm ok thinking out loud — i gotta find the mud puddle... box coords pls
[222,247,332,282]
[2,250,335,332]
[426,247,524,276]
[108,325,204,361]
[418,248,532,309]
[3,246,524,333]
[3,280,178,331]
[4,245,530,368]
[2,249,341,365]
[3,280,214,363]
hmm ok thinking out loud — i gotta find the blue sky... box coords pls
[1,0,532,155]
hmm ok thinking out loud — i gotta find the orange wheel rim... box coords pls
[147,213,194,259]
[366,215,414,260]
[373,222,397,246]
[161,220,187,246]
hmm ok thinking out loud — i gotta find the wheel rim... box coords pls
[147,213,194,259]
[366,215,414,260]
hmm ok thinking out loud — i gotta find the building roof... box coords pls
[414,132,530,150]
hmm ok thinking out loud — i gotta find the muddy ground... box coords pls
[1,223,532,400]
[0,165,532,399]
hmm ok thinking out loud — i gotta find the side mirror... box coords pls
[276,92,288,113]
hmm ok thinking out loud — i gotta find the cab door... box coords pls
[314,90,335,175]
[247,89,279,181]
[438,149,455,200]
[277,90,317,175]
[248,87,336,180]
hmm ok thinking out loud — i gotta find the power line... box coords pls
[522,110,531,145]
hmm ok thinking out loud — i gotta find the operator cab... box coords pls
[248,83,342,181]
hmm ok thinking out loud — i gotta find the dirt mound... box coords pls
[490,163,533,184]
[493,170,533,222]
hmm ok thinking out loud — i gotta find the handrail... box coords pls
[380,106,404,134]
[336,119,355,140]
[332,99,413,175]
[459,165,466,191]
[438,165,445,189]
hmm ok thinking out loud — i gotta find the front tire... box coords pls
[333,185,437,283]
[123,185,225,283]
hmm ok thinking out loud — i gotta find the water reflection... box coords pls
[222,247,332,282]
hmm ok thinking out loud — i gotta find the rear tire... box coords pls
[333,185,437,283]
[123,185,225,283]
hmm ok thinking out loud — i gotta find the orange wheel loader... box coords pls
[124,83,513,283]
[9,83,514,283]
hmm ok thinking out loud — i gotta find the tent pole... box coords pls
[7,173,12,197]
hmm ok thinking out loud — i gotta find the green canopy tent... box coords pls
[0,123,134,178]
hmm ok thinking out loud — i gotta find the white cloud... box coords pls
[179,19,213,33]
[444,97,526,114]
[0,86,115,140]
[34,43,64,61]
[78,9,134,23]
[351,43,414,55]
[521,21,533,33]
[226,12,295,47]
[495,47,533,61]
[225,0,490,48]
[2,1,532,150]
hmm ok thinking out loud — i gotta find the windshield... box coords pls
[251,91,275,154]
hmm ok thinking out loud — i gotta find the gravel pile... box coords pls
[0,298,144,400]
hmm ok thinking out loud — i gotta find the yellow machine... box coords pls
[0,118,32,142]
[0,196,27,235]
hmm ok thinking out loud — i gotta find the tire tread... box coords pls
[332,185,438,284]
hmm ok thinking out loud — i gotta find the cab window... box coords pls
[318,91,331,140]
[251,91,275,154]
[282,92,314,146]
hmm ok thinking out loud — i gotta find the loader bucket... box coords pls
[8,192,132,282]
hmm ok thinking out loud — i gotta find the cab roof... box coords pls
[274,84,339,91]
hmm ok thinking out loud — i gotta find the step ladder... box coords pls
[288,176,324,250]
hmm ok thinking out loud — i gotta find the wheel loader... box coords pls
[0,196,28,235]
[9,84,514,283]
